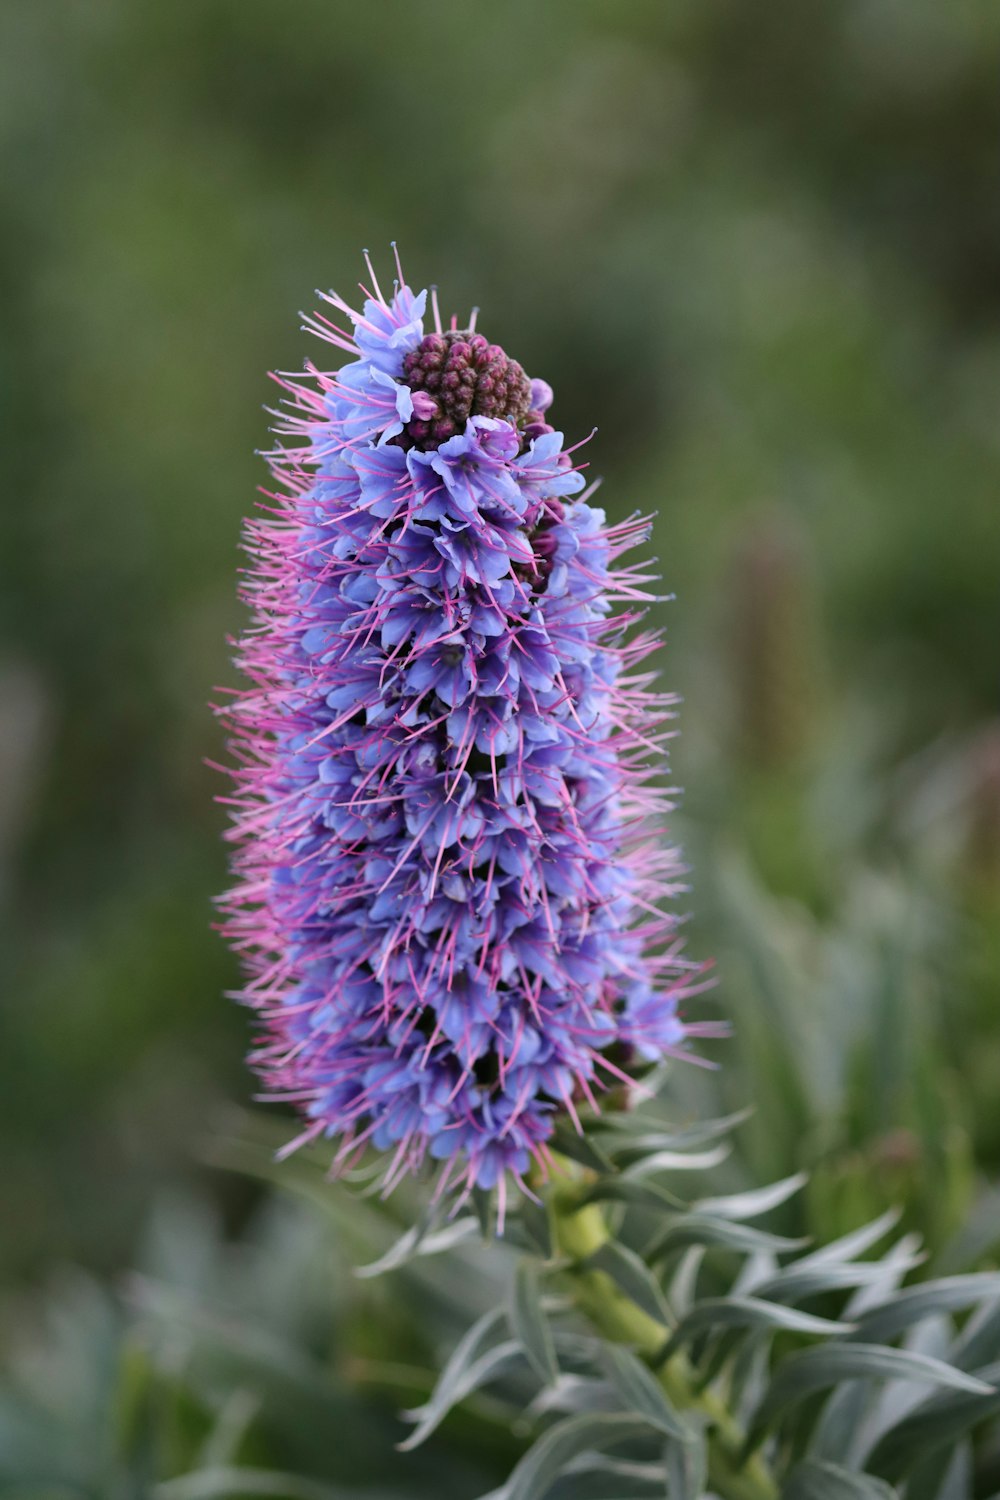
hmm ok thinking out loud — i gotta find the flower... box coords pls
[219,248,708,1213]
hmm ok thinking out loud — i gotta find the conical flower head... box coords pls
[220,250,707,1207]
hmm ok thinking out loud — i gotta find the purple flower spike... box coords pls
[219,249,710,1217]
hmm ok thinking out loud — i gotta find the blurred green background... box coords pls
[2,0,999,1491]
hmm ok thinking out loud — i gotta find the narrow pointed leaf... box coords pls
[951,1302,1000,1371]
[581,1178,685,1212]
[587,1241,673,1328]
[660,1295,851,1360]
[551,1127,614,1174]
[545,1455,675,1500]
[844,1235,926,1316]
[725,1330,771,1410]
[645,1215,807,1264]
[621,1145,731,1179]
[792,1210,901,1271]
[865,1359,1000,1482]
[511,1261,558,1385]
[597,1108,753,1153]
[400,1339,525,1450]
[528,1374,612,1417]
[669,1246,705,1317]
[809,1380,876,1463]
[399,1305,507,1448]
[783,1459,898,1500]
[849,1276,1000,1348]
[695,1172,807,1222]
[471,1188,494,1239]
[602,1345,691,1440]
[901,1444,969,1500]
[665,1428,708,1500]
[494,1413,659,1500]
[355,1214,478,1278]
[545,1477,663,1500]
[752,1262,899,1307]
[745,1344,996,1454]
[515,1198,554,1260]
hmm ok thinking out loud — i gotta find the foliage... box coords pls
[6,1112,1000,1497]
[0,1175,518,1498]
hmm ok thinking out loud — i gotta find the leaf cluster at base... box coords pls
[371,1109,1000,1500]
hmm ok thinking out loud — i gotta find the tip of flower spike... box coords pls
[400,329,546,451]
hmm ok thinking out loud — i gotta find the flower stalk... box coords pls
[550,1177,779,1500]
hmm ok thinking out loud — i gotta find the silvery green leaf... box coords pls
[733,1249,778,1297]
[949,1301,1000,1371]
[782,1459,898,1500]
[544,1476,664,1500]
[602,1345,691,1440]
[694,1171,807,1222]
[621,1145,731,1179]
[580,1178,685,1212]
[527,1375,615,1417]
[515,1198,554,1260]
[355,1214,479,1279]
[727,1332,772,1418]
[902,1442,971,1500]
[792,1210,901,1270]
[547,1453,675,1499]
[511,1261,558,1385]
[645,1215,807,1264]
[551,1330,609,1372]
[593,1109,751,1153]
[844,1235,926,1317]
[849,1275,1000,1347]
[400,1338,525,1450]
[668,1247,705,1317]
[399,1305,508,1449]
[550,1127,614,1174]
[665,1425,708,1500]
[586,1242,674,1328]
[688,1319,769,1401]
[660,1295,851,1362]
[745,1345,995,1454]
[809,1381,877,1466]
[864,1317,955,1442]
[752,1262,897,1308]
[471,1188,494,1239]
[933,1441,973,1500]
[486,1413,659,1500]
[864,1360,1000,1482]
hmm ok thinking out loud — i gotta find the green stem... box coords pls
[550,1182,779,1500]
